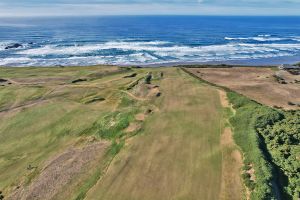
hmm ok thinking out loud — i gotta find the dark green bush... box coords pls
[144,73,152,84]
[228,92,277,200]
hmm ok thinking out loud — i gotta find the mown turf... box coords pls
[85,68,225,200]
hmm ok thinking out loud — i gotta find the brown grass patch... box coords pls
[219,127,244,200]
[7,141,109,200]
[221,127,234,146]
[218,89,230,108]
[218,90,244,200]
[187,67,300,110]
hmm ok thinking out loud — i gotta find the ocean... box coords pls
[0,16,300,67]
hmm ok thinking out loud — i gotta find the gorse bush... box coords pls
[144,73,152,84]
[254,109,284,129]
[257,111,300,199]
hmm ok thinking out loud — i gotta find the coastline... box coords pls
[1,56,299,68]
[121,55,300,67]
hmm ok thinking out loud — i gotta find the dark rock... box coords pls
[5,43,23,50]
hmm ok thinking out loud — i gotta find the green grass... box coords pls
[0,66,145,197]
[85,68,227,200]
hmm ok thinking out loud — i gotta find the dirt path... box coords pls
[218,89,230,107]
[218,90,244,200]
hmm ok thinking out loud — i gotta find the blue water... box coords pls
[0,16,300,66]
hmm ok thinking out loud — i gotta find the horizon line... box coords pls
[1,14,300,18]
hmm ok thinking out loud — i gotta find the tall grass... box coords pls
[227,92,279,200]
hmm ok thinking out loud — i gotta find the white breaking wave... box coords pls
[225,35,300,42]
[17,41,300,56]
[0,41,16,51]
[1,39,300,66]
[18,41,170,56]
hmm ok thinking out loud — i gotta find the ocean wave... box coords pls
[18,41,300,56]
[0,41,16,51]
[224,35,300,42]
[2,40,300,66]
[17,41,170,56]
[0,41,29,51]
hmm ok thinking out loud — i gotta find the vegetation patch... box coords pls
[144,72,152,84]
[96,111,137,139]
[273,74,287,84]
[228,92,278,199]
[228,92,299,200]
[257,111,300,199]
[80,110,138,140]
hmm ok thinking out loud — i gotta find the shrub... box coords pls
[144,73,152,84]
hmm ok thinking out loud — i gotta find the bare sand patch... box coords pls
[246,164,256,182]
[218,89,230,108]
[7,141,109,200]
[135,113,146,121]
[125,122,142,133]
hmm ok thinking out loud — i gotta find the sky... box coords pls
[0,0,300,17]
